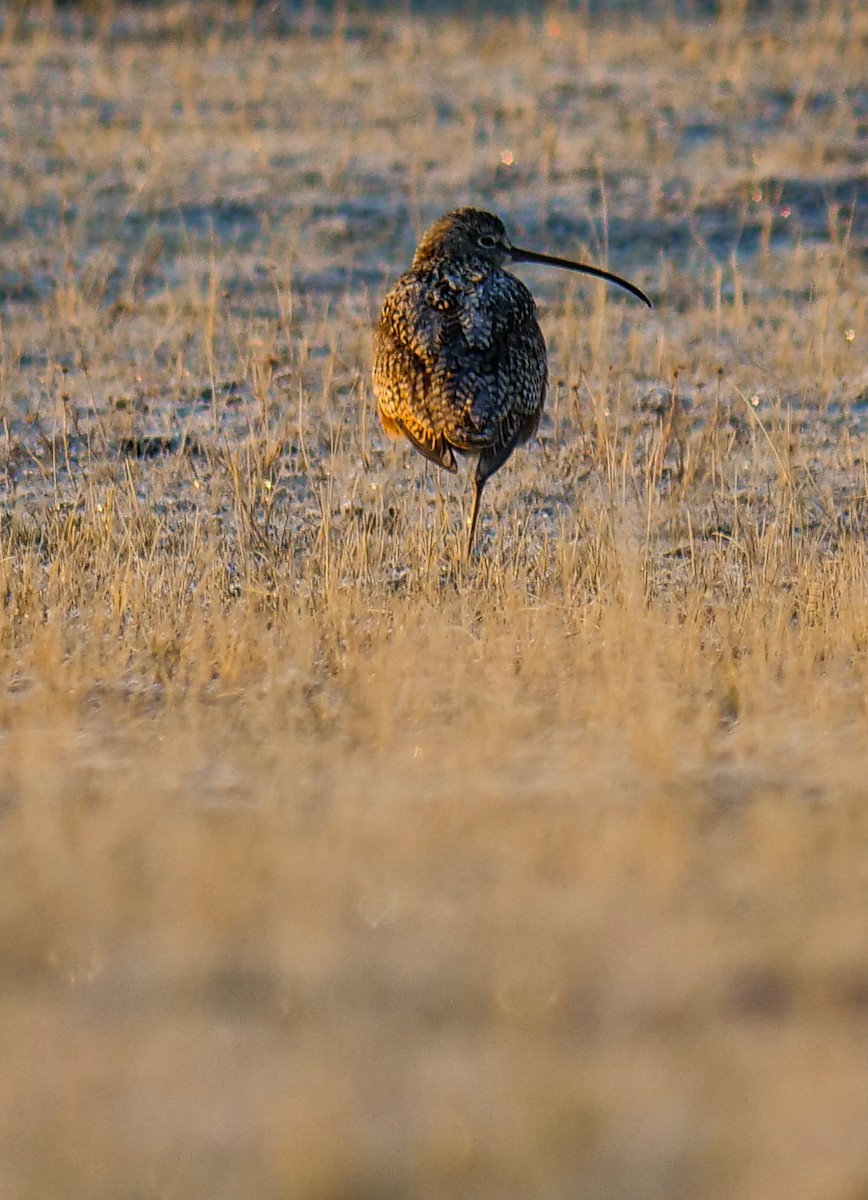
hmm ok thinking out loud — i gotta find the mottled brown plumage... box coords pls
[373,208,651,555]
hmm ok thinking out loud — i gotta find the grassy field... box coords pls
[0,2,866,1197]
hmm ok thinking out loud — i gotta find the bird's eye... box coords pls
[478,234,498,249]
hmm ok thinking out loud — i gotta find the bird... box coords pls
[372,207,651,556]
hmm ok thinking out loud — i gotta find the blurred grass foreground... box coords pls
[0,2,867,1198]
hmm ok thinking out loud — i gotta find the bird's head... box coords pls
[410,207,652,307]
[412,208,513,271]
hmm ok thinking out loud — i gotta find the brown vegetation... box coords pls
[0,3,866,1197]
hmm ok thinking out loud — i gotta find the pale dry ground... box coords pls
[0,4,867,1199]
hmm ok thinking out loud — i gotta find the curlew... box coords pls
[373,207,652,556]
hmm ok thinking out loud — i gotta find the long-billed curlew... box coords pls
[373,207,651,556]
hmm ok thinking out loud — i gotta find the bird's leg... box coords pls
[467,435,525,559]
[467,473,487,559]
[433,465,445,537]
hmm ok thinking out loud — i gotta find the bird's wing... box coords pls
[373,275,458,472]
[441,276,547,453]
[372,269,545,466]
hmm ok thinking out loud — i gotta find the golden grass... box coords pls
[0,3,867,1197]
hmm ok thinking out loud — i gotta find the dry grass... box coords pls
[0,3,867,1198]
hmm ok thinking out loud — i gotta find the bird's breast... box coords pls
[425,272,497,351]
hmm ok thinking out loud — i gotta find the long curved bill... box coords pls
[509,246,652,308]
